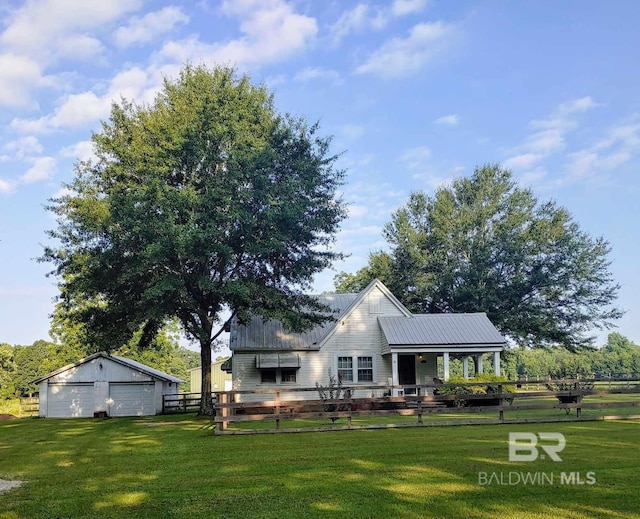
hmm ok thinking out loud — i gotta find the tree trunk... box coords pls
[199,338,214,416]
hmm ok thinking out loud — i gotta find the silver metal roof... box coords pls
[378,313,506,346]
[230,293,359,351]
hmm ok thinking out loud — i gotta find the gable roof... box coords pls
[32,351,184,384]
[230,293,359,351]
[378,313,506,346]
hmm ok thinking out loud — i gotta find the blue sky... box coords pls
[1,0,639,348]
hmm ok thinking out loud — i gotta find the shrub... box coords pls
[433,375,515,407]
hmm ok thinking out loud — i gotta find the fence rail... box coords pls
[19,396,38,417]
[214,377,640,435]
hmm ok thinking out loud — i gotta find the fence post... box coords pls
[498,384,504,422]
[218,392,228,432]
[275,391,280,430]
[417,399,423,424]
[182,394,187,413]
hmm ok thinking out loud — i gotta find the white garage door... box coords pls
[109,383,156,416]
[47,384,94,418]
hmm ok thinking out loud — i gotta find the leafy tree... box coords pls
[0,343,15,399]
[42,65,346,414]
[334,251,393,293]
[336,165,622,349]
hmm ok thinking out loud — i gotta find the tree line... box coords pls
[442,333,640,381]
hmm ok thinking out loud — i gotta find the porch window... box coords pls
[337,356,353,382]
[281,369,297,383]
[261,369,276,384]
[358,356,373,382]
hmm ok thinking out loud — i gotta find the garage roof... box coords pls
[32,351,184,384]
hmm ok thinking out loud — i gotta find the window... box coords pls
[337,355,374,383]
[261,369,276,384]
[281,369,297,383]
[358,356,373,382]
[337,356,353,382]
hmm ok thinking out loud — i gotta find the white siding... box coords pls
[232,285,407,399]
[47,357,154,384]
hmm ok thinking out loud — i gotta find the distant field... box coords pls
[1,414,639,518]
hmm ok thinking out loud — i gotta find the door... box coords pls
[47,384,94,418]
[109,383,156,416]
[398,355,416,389]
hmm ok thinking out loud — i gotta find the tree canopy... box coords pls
[43,65,346,413]
[335,164,622,350]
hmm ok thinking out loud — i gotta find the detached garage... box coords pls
[34,352,184,418]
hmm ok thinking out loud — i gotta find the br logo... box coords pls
[508,432,566,462]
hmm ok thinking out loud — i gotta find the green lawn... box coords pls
[1,415,639,518]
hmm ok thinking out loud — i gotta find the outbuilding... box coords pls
[34,351,184,418]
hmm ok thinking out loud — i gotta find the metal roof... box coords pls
[33,351,184,384]
[378,313,506,347]
[230,293,359,351]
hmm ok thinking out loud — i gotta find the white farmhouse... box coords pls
[227,280,506,397]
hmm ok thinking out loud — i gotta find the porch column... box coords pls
[443,352,450,381]
[391,353,399,386]
[494,351,501,377]
[476,354,484,375]
[463,356,469,380]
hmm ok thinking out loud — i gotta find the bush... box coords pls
[433,375,515,407]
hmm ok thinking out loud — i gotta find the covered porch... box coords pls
[377,313,507,390]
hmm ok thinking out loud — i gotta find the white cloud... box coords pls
[20,156,56,184]
[1,0,141,60]
[329,0,427,44]
[114,6,189,47]
[11,66,157,133]
[435,114,459,126]
[0,53,44,108]
[503,153,543,170]
[391,0,428,17]
[355,22,455,77]
[348,205,369,218]
[0,178,14,194]
[329,4,370,44]
[504,96,600,172]
[2,136,43,160]
[294,67,342,84]
[155,0,316,69]
[60,140,96,163]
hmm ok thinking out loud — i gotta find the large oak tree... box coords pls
[335,165,622,350]
[43,65,346,414]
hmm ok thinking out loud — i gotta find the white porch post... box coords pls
[476,354,484,375]
[391,353,399,386]
[443,352,450,381]
[494,351,501,377]
[463,356,469,380]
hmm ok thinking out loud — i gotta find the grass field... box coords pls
[1,414,639,518]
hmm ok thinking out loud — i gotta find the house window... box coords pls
[358,356,373,382]
[261,369,276,384]
[337,356,353,382]
[281,369,297,383]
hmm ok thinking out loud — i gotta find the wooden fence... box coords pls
[162,392,214,414]
[19,397,39,417]
[214,378,640,435]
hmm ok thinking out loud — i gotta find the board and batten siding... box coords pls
[232,285,407,400]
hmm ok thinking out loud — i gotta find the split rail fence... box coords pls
[213,377,640,435]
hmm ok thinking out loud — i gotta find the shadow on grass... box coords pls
[0,416,639,518]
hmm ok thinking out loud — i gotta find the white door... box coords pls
[109,383,156,416]
[47,384,94,418]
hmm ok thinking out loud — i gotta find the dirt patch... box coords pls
[0,480,23,493]
[0,414,17,421]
